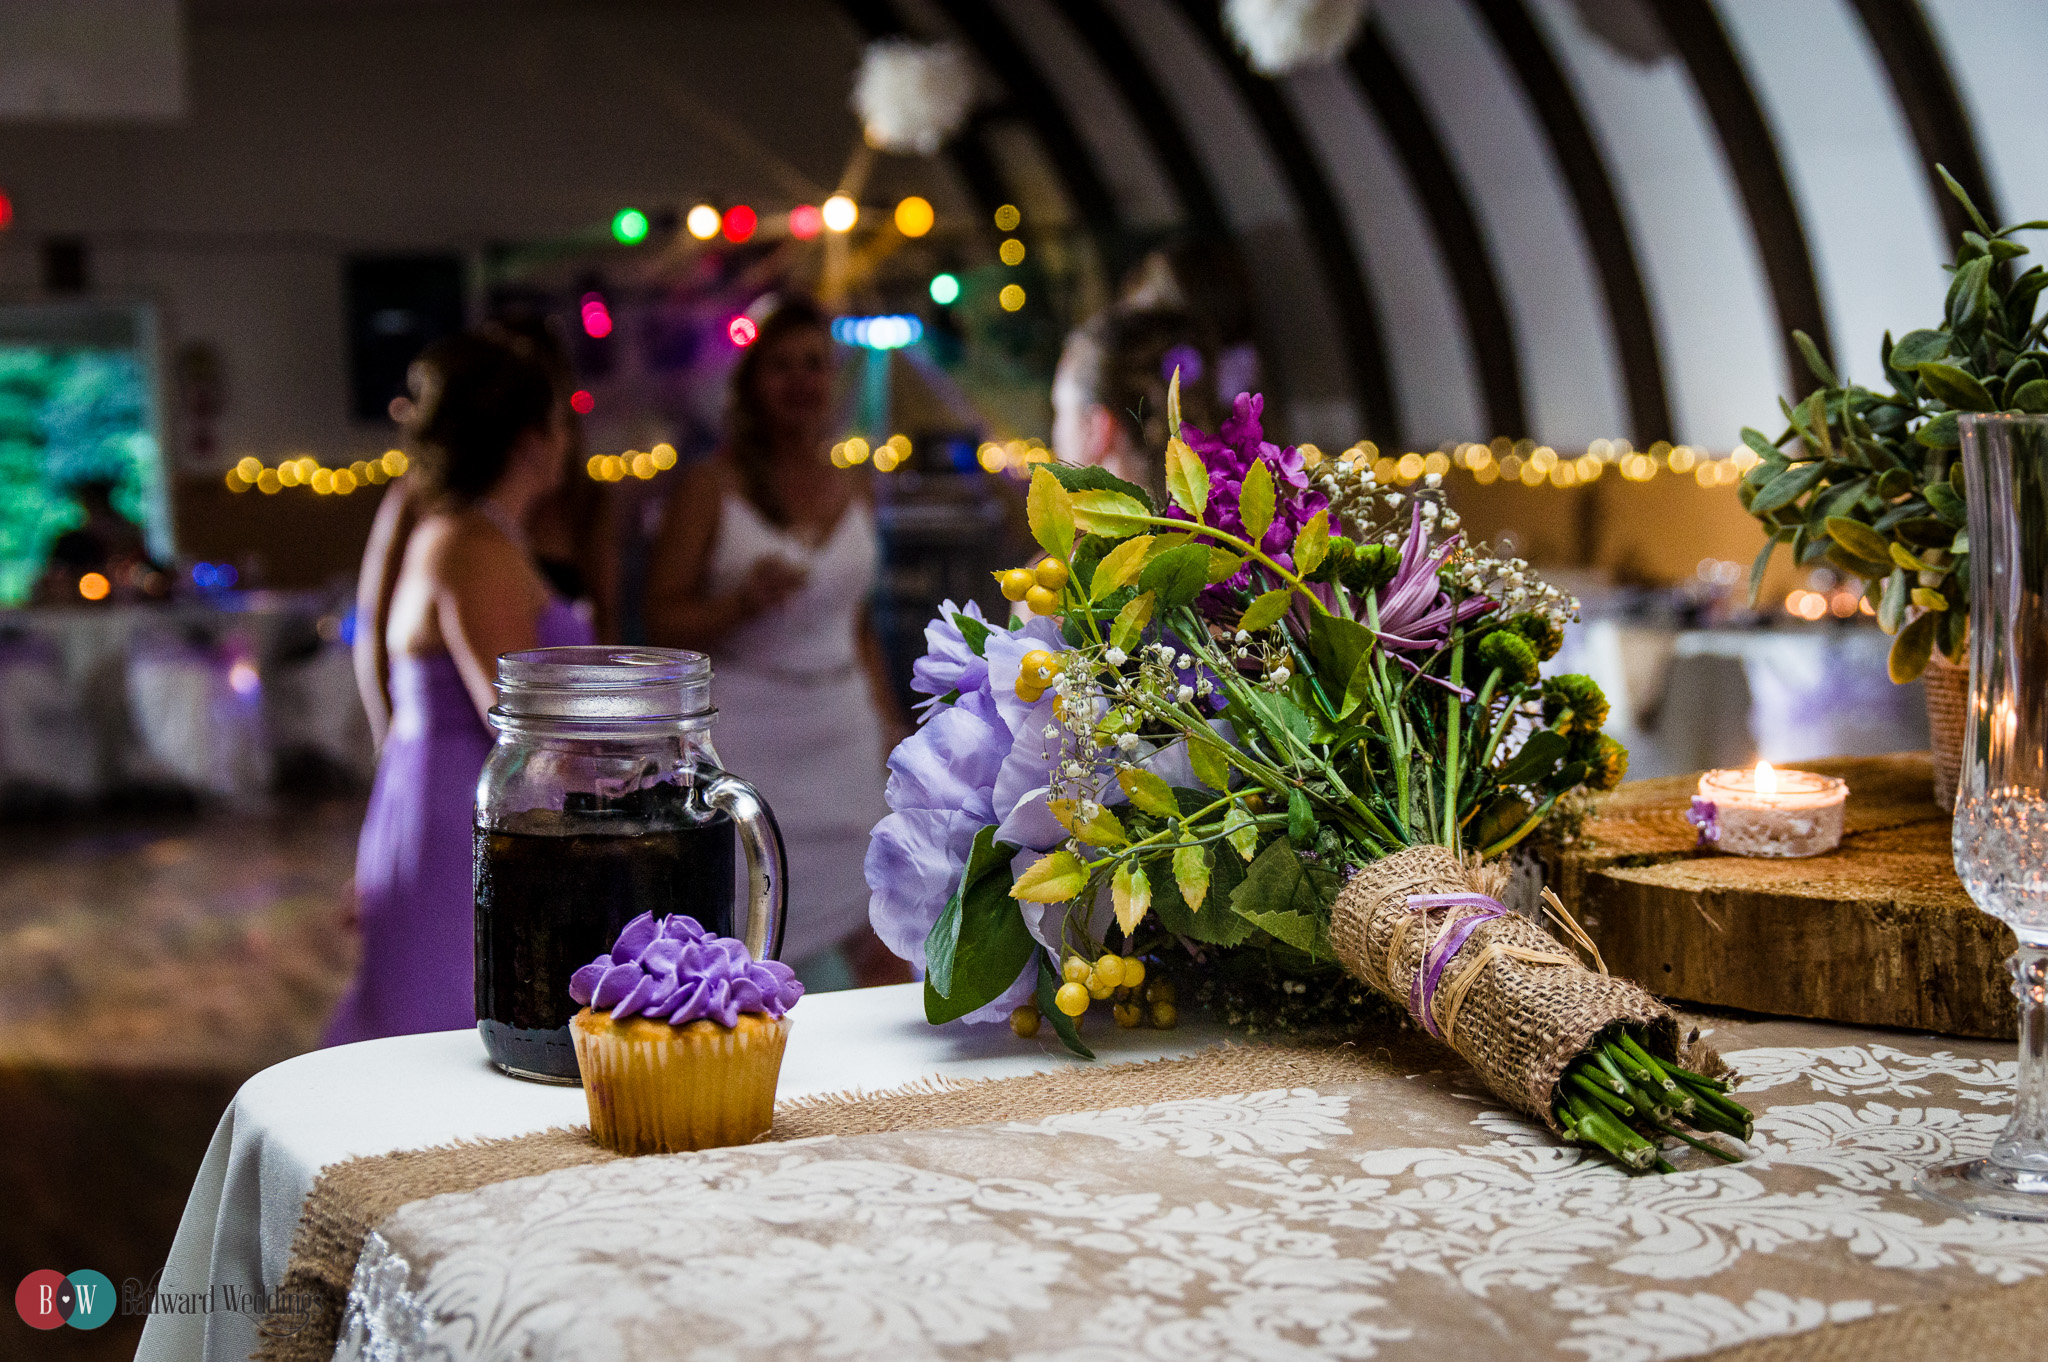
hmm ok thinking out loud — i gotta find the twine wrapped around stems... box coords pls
[1330,845,1719,1129]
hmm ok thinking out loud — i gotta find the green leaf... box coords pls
[1223,804,1258,861]
[1749,462,1827,516]
[1011,848,1090,902]
[951,612,991,657]
[1237,906,1329,958]
[1889,608,1938,682]
[1172,843,1210,910]
[1497,729,1569,788]
[1924,480,1966,525]
[1229,840,1337,958]
[1043,462,1155,511]
[1293,510,1331,576]
[1916,361,1995,412]
[1069,490,1154,538]
[1912,586,1950,611]
[1896,516,1955,548]
[1740,427,1784,462]
[1793,329,1837,387]
[1153,841,1248,944]
[1239,457,1275,544]
[1111,861,1151,936]
[1110,590,1155,654]
[1090,535,1155,601]
[1164,437,1210,519]
[1890,541,1936,572]
[1188,734,1233,791]
[1878,568,1909,634]
[1890,328,1950,369]
[1027,467,1075,559]
[1825,516,1892,564]
[2013,379,2048,414]
[1034,952,1093,1058]
[1117,767,1178,818]
[1747,537,1777,606]
[1206,549,1248,583]
[1048,799,1128,847]
[1286,787,1314,846]
[1138,543,1212,609]
[1237,587,1294,634]
[1916,410,1962,449]
[924,827,1033,1024]
[1938,163,1993,237]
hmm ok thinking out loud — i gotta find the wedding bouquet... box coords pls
[866,381,1750,1171]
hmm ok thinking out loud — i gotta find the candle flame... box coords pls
[1755,760,1777,796]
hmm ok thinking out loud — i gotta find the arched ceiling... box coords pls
[857,0,2010,453]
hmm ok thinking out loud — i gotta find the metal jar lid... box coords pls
[491,646,712,729]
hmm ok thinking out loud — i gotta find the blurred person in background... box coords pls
[1118,239,1261,408]
[327,328,594,1045]
[1051,306,1221,503]
[644,297,908,990]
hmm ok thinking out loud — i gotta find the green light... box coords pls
[929,272,961,306]
[611,208,650,244]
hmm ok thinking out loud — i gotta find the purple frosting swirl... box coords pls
[568,912,803,1026]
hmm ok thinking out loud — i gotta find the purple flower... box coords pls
[865,615,1072,1023]
[909,598,991,717]
[1686,797,1720,848]
[1166,392,1328,604]
[1370,501,1494,655]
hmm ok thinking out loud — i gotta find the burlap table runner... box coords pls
[266,1019,2048,1362]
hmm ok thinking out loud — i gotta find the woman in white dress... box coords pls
[645,299,908,988]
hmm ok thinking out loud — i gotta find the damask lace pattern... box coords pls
[330,1019,2048,1362]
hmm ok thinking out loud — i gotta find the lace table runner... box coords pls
[334,1018,2048,1362]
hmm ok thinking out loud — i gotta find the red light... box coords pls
[0,192,12,230]
[722,205,757,243]
[570,390,595,414]
[729,316,758,348]
[579,293,613,339]
[788,204,822,240]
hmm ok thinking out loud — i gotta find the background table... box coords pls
[137,984,1226,1362]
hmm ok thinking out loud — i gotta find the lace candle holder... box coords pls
[1693,762,1846,858]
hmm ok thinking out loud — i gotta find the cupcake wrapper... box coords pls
[571,1009,791,1155]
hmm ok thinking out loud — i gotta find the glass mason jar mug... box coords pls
[474,647,786,1083]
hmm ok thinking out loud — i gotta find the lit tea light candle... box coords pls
[1688,760,1847,858]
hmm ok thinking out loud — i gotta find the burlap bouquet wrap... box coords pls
[1330,845,1718,1130]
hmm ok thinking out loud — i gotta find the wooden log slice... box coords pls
[1541,753,2018,1040]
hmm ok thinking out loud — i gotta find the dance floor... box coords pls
[0,797,361,1360]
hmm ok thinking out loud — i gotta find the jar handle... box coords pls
[705,772,787,962]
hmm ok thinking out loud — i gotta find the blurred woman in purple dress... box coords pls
[327,329,595,1045]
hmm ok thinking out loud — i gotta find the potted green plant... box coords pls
[1742,168,2047,807]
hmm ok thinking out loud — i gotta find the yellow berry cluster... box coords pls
[1008,956,1178,1037]
[996,558,1068,617]
[1014,648,1059,703]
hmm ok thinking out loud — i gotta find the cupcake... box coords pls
[568,912,803,1155]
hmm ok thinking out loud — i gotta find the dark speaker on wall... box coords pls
[345,255,465,420]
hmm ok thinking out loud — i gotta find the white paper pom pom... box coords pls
[851,38,976,155]
[1223,0,1371,76]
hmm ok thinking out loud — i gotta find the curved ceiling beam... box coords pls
[1646,0,1834,394]
[1168,0,1398,442]
[1468,0,1672,445]
[831,0,1010,225]
[1847,0,2002,244]
[930,0,1130,274]
[1349,22,1528,441]
[1048,0,1227,234]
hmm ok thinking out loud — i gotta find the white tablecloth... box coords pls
[137,984,1225,1362]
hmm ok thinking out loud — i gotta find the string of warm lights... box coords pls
[1298,437,1762,490]
[224,449,408,495]
[830,434,912,471]
[585,443,679,482]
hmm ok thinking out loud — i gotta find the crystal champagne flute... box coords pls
[1916,412,2048,1220]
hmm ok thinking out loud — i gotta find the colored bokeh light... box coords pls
[611,207,649,244]
[722,205,757,243]
[579,293,613,339]
[929,272,961,305]
[686,204,721,240]
[999,237,1026,267]
[999,284,1026,312]
[994,203,1020,231]
[78,572,110,601]
[0,191,12,230]
[570,389,595,415]
[729,316,758,347]
[894,196,934,238]
[789,204,823,240]
[822,194,858,233]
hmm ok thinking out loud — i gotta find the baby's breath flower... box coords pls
[1176,684,1195,704]
[1104,647,1127,666]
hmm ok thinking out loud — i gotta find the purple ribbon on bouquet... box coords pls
[1686,797,1720,848]
[1402,892,1512,1039]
